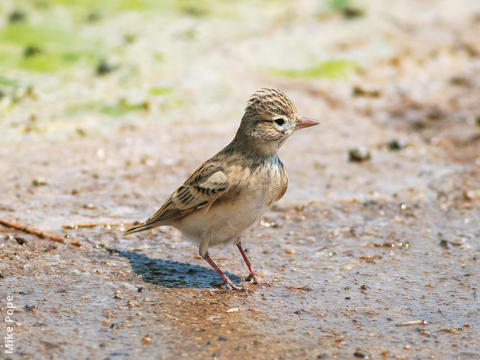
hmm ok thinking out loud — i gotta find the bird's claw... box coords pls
[219,282,244,292]
[245,273,259,285]
[229,283,244,291]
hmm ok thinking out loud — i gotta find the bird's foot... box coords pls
[217,281,244,292]
[245,275,271,288]
[203,254,244,291]
[236,244,262,285]
[224,279,243,291]
[245,273,260,285]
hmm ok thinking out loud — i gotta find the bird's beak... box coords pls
[295,116,319,130]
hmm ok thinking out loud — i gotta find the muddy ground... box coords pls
[1,0,480,359]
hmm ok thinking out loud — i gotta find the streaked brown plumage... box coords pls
[125,88,318,290]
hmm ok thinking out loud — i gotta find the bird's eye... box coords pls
[274,118,285,126]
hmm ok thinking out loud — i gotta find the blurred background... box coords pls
[0,0,367,142]
[1,1,480,359]
[1,0,366,141]
[2,0,480,205]
[0,0,475,142]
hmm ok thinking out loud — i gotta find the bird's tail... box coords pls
[124,221,157,235]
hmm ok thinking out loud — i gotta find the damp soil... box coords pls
[1,0,480,359]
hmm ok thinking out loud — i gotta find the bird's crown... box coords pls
[245,88,297,117]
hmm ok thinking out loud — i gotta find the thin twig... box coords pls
[396,320,429,327]
[62,222,132,229]
[0,219,82,247]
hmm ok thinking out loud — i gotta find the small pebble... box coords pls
[342,7,365,19]
[15,237,26,245]
[353,351,367,358]
[450,76,471,86]
[23,45,42,58]
[352,86,380,97]
[349,147,371,162]
[142,335,152,345]
[9,10,26,23]
[32,177,47,186]
[76,128,87,137]
[24,304,37,312]
[124,33,137,43]
[96,59,116,75]
[439,239,449,248]
[388,139,406,151]
[285,248,296,255]
[86,11,102,23]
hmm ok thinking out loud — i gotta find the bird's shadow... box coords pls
[113,249,241,288]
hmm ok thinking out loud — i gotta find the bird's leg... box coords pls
[236,243,259,284]
[202,254,242,291]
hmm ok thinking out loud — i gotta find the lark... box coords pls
[125,88,318,290]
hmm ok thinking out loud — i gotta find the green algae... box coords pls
[0,23,100,72]
[149,87,173,96]
[67,99,149,117]
[269,60,361,80]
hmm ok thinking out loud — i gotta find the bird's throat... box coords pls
[231,135,280,157]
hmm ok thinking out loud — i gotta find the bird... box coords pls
[124,88,318,290]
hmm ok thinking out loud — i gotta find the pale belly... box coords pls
[170,156,287,253]
[173,192,270,246]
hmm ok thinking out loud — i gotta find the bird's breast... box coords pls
[223,156,287,207]
[174,157,287,246]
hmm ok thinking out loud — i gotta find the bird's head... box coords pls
[235,88,318,155]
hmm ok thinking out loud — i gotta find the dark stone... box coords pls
[354,352,367,358]
[86,11,102,23]
[24,45,42,58]
[96,59,116,76]
[15,237,26,245]
[348,148,371,162]
[342,7,365,19]
[9,10,26,23]
[388,139,405,151]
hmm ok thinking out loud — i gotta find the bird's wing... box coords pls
[273,161,288,203]
[275,174,288,202]
[144,163,230,225]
